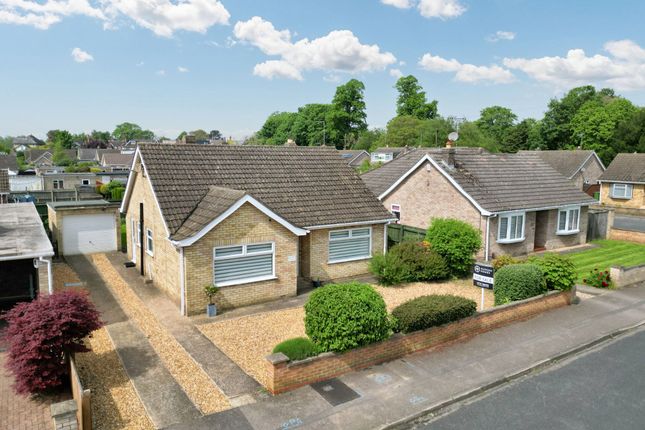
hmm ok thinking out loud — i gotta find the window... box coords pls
[53,179,64,189]
[328,227,372,263]
[611,183,633,199]
[135,220,141,246]
[557,207,580,235]
[391,204,401,223]
[498,212,525,243]
[145,228,154,255]
[213,242,275,287]
[81,179,90,186]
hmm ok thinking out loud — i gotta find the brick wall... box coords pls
[609,228,645,244]
[265,290,573,394]
[600,183,645,210]
[543,206,588,250]
[183,202,299,315]
[610,263,645,287]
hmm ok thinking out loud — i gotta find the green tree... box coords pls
[611,108,645,157]
[47,130,74,149]
[395,75,438,120]
[541,86,599,149]
[292,104,332,146]
[257,112,298,145]
[112,122,154,141]
[454,122,499,152]
[209,130,223,140]
[354,129,385,151]
[52,142,72,165]
[191,129,209,141]
[502,118,538,153]
[88,130,111,147]
[327,79,368,148]
[384,115,424,147]
[0,136,12,153]
[475,106,517,145]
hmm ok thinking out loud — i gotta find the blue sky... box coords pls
[1,0,644,140]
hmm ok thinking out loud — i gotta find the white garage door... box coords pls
[61,214,117,255]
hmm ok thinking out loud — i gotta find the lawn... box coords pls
[568,240,645,283]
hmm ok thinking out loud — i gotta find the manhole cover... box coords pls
[310,378,360,406]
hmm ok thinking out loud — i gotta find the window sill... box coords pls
[145,250,154,257]
[215,275,277,288]
[556,229,579,236]
[328,255,371,265]
[610,196,632,200]
[496,237,525,244]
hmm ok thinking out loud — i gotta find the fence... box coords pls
[387,223,426,249]
[69,354,92,430]
[587,208,612,241]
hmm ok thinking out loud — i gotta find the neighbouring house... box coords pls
[361,146,597,258]
[9,172,42,192]
[121,144,394,315]
[48,200,120,256]
[339,150,370,168]
[41,172,98,191]
[370,147,410,164]
[77,148,101,163]
[0,154,19,175]
[0,203,54,310]
[598,153,645,215]
[0,170,9,203]
[24,149,53,166]
[519,149,605,195]
[100,152,134,172]
[12,135,45,152]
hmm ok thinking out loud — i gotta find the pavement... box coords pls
[614,215,645,233]
[412,326,645,429]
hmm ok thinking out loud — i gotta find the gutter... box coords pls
[305,218,397,230]
[179,247,186,316]
[0,251,54,262]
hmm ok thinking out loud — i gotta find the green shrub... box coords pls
[273,337,319,361]
[492,254,520,270]
[425,218,482,277]
[528,253,576,291]
[583,268,612,289]
[494,264,547,305]
[370,242,449,285]
[392,295,477,333]
[304,282,391,352]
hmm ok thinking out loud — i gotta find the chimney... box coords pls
[183,134,196,144]
[445,139,453,149]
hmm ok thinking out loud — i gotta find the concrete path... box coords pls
[67,256,201,429]
[181,282,645,430]
[104,252,260,403]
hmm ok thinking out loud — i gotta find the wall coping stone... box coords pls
[51,399,77,418]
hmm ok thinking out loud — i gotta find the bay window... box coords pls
[557,207,580,235]
[498,212,525,243]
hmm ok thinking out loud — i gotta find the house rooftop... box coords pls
[518,150,602,178]
[0,203,54,260]
[130,144,394,240]
[599,153,645,183]
[361,147,597,214]
[101,153,134,166]
[0,154,19,171]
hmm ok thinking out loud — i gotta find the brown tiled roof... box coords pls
[101,153,134,166]
[599,153,645,183]
[137,144,394,238]
[362,148,596,213]
[0,154,18,171]
[0,170,9,193]
[518,150,600,178]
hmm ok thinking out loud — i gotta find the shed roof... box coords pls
[0,203,53,260]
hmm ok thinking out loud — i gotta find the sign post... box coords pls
[473,262,494,310]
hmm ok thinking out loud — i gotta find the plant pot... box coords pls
[312,280,322,288]
[206,303,217,317]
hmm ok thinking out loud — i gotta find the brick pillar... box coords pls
[51,400,78,430]
[265,352,289,394]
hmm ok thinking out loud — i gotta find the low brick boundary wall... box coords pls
[265,289,574,394]
[610,264,645,288]
[609,228,645,244]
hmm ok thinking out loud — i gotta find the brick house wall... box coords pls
[543,206,589,249]
[183,202,299,315]
[600,183,645,211]
[42,174,98,190]
[487,211,537,258]
[578,155,605,188]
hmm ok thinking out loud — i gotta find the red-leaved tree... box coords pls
[2,289,103,395]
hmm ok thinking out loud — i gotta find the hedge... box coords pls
[370,242,449,285]
[527,253,576,291]
[273,337,319,361]
[494,264,547,306]
[391,294,477,333]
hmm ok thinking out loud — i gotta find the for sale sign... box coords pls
[473,262,494,289]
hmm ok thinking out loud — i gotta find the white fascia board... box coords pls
[171,195,308,247]
[305,218,396,230]
[491,201,595,215]
[569,151,606,179]
[378,155,492,216]
[119,146,140,213]
[0,250,54,261]
[598,180,644,185]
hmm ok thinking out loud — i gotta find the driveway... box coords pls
[614,215,645,233]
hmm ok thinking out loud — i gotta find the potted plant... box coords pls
[204,284,220,317]
[312,278,323,288]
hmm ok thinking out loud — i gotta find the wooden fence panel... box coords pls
[387,224,426,249]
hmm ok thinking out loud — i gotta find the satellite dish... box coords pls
[448,131,459,141]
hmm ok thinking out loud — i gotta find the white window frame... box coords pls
[497,211,526,244]
[135,220,141,247]
[212,242,276,287]
[81,179,91,186]
[145,228,154,256]
[53,179,64,189]
[391,204,401,223]
[328,227,372,264]
[611,183,633,200]
[557,206,581,235]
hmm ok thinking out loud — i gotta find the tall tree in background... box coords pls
[502,118,539,152]
[541,86,599,149]
[210,130,223,140]
[47,130,74,149]
[292,104,332,146]
[611,108,645,156]
[112,122,155,141]
[395,75,438,120]
[328,79,368,148]
[0,136,12,153]
[475,106,517,147]
[257,112,298,145]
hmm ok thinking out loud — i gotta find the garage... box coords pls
[48,200,120,256]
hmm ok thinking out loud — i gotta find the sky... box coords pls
[1,0,645,140]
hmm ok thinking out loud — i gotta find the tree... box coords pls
[112,122,155,141]
[327,79,368,148]
[355,129,385,150]
[611,108,645,157]
[4,290,102,395]
[88,130,111,147]
[384,115,424,147]
[541,86,600,149]
[475,106,517,146]
[454,121,499,152]
[291,104,332,146]
[52,142,73,165]
[395,75,438,120]
[502,118,538,153]
[47,130,74,149]
[191,129,209,141]
[257,112,298,145]
[0,136,12,153]
[209,130,223,140]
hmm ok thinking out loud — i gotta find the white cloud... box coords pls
[0,0,229,36]
[487,30,515,42]
[381,0,466,19]
[323,74,342,83]
[419,52,514,83]
[177,66,189,72]
[234,16,396,80]
[389,68,404,79]
[71,47,93,62]
[380,0,412,9]
[503,39,645,90]
[155,69,166,76]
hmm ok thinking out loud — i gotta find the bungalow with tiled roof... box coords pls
[120,144,395,315]
[338,149,370,167]
[361,146,597,259]
[598,153,645,214]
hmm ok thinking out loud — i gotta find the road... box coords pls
[614,215,645,233]
[411,328,645,430]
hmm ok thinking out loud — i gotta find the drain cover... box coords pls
[311,378,360,406]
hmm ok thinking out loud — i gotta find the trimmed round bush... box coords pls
[370,242,449,286]
[425,218,482,277]
[273,337,319,361]
[494,264,547,306]
[527,253,576,291]
[392,295,477,333]
[304,282,391,352]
